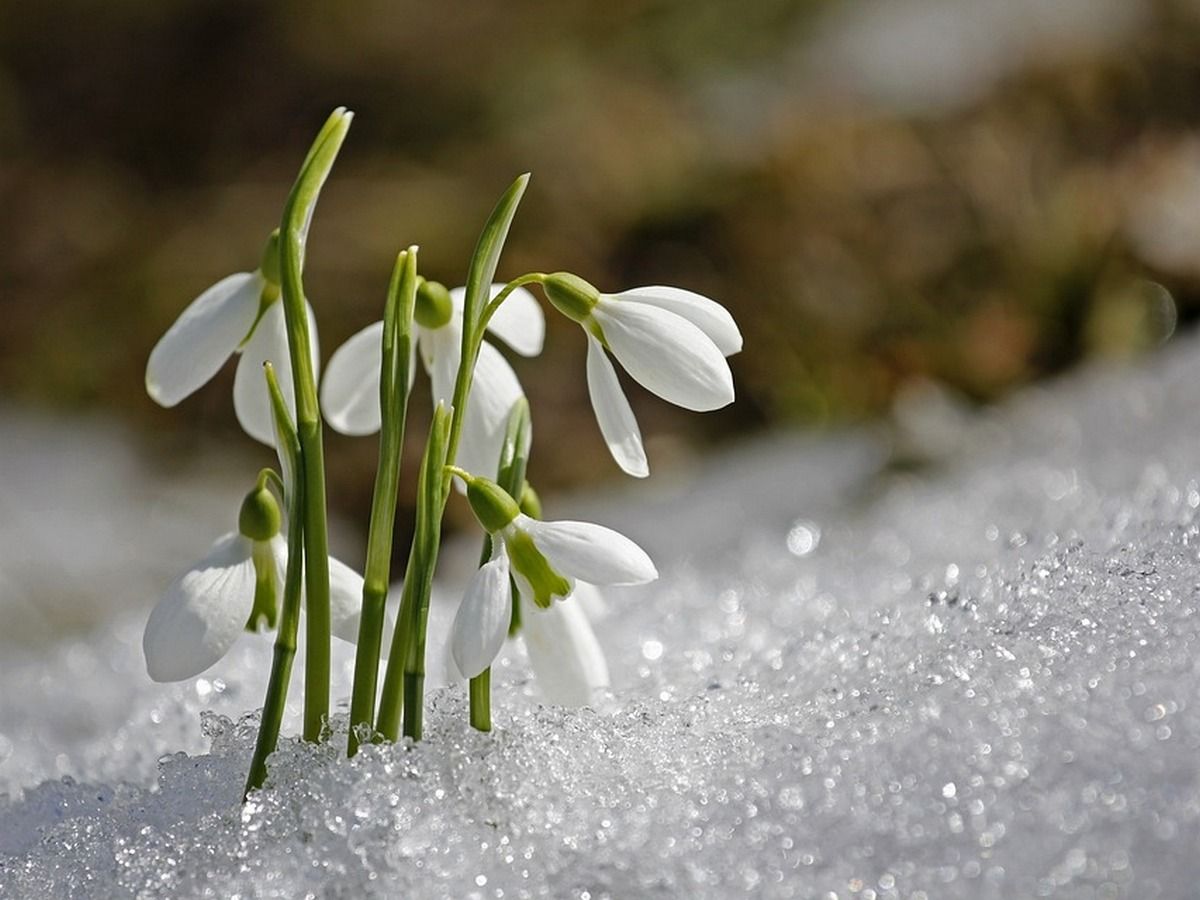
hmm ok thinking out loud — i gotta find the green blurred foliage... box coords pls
[3,0,1200,532]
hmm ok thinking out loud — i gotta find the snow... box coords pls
[5,332,1200,897]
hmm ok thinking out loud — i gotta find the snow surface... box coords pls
[5,332,1200,898]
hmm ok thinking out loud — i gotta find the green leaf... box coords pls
[460,173,530,340]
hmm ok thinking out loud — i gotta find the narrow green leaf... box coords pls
[460,173,530,340]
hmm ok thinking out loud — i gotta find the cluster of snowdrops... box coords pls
[141,109,741,797]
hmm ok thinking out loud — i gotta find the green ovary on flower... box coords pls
[543,272,599,323]
[414,279,454,330]
[506,529,571,608]
[466,475,521,533]
[238,485,282,542]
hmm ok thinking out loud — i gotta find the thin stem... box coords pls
[468,669,491,731]
[468,399,532,732]
[244,364,304,799]
[376,404,452,741]
[348,248,417,757]
[377,174,529,743]
[278,108,352,742]
[478,273,546,331]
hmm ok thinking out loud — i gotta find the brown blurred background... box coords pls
[3,0,1200,539]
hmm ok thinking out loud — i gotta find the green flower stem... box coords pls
[468,669,491,731]
[478,273,546,331]
[376,404,451,741]
[376,174,530,743]
[468,399,532,732]
[244,364,304,799]
[347,247,418,757]
[278,108,352,742]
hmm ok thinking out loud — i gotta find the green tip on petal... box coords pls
[507,529,571,608]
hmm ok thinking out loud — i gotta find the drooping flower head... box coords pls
[144,230,319,445]
[541,273,742,478]
[142,477,367,682]
[447,471,657,680]
[320,280,544,480]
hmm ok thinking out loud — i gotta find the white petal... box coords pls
[142,533,255,682]
[455,340,526,480]
[521,596,609,707]
[425,319,462,408]
[146,272,263,407]
[586,335,648,478]
[450,546,512,678]
[592,301,733,412]
[613,286,742,356]
[521,516,658,585]
[484,285,544,357]
[571,580,610,622]
[233,301,320,445]
[320,321,384,435]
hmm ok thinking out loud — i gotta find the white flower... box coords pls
[545,275,742,478]
[320,283,543,479]
[145,269,319,446]
[450,508,656,680]
[142,531,368,682]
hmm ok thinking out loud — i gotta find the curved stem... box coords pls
[478,273,546,332]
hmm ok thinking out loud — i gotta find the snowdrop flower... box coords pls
[144,231,319,445]
[541,273,742,478]
[142,482,366,682]
[320,280,544,480]
[448,472,656,680]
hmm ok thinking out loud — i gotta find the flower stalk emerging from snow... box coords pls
[146,107,741,794]
[277,107,353,741]
[374,174,533,744]
[346,246,417,757]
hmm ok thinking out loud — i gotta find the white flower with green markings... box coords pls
[447,471,657,680]
[320,280,543,481]
[142,481,367,682]
[541,273,741,478]
[144,230,319,445]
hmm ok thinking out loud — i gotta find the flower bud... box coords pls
[466,476,521,534]
[415,279,454,329]
[238,486,282,542]
[543,272,599,324]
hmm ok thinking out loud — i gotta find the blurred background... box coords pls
[3,0,1200,552]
